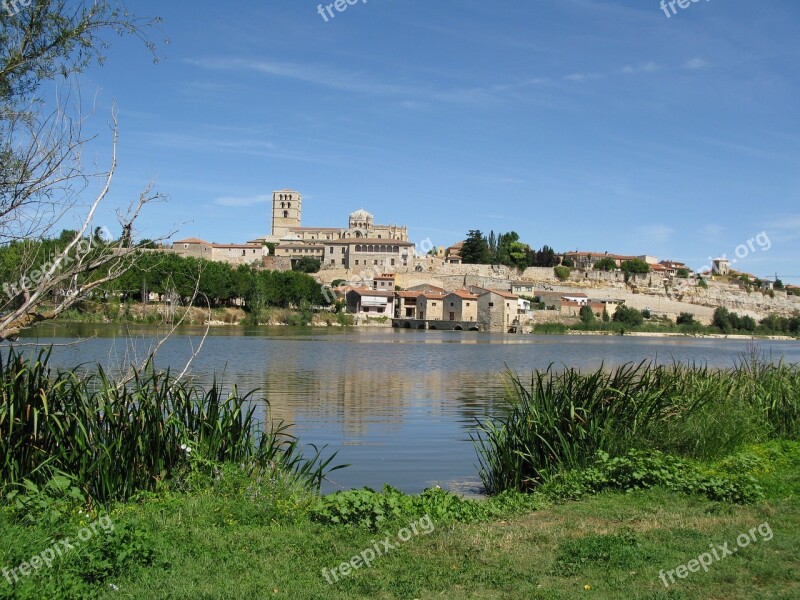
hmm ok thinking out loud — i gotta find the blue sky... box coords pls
[75,0,800,283]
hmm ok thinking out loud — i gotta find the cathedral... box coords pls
[250,189,414,271]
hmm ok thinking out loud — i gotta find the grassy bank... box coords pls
[2,352,799,598]
[56,301,354,327]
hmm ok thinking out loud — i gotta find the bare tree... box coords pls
[0,1,166,341]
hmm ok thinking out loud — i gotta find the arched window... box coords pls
[393,246,399,253]
[287,202,291,208]
[355,245,361,252]
[380,245,387,253]
[283,210,289,218]
[280,202,285,208]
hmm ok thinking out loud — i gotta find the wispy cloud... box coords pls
[637,224,674,244]
[685,58,708,70]
[185,57,417,96]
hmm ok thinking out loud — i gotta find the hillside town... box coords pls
[166,189,799,333]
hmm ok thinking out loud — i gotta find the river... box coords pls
[13,323,800,495]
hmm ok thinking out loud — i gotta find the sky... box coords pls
[69,0,800,283]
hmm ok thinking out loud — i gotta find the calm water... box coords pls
[12,323,800,495]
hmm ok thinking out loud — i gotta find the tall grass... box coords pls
[0,349,341,503]
[473,356,800,494]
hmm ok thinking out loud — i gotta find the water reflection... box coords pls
[11,323,800,493]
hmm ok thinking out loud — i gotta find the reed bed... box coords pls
[474,355,800,494]
[0,349,339,503]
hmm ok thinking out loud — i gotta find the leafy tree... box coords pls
[292,257,321,273]
[594,257,617,271]
[579,305,595,326]
[612,305,644,327]
[774,279,784,290]
[461,230,491,264]
[676,268,690,278]
[530,245,557,268]
[712,307,732,333]
[676,312,696,326]
[561,256,575,268]
[0,1,163,340]
[620,259,650,274]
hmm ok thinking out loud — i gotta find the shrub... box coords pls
[612,305,644,327]
[677,312,696,326]
[554,265,571,281]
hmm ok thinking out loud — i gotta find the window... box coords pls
[242,250,246,256]
[183,244,188,249]
[450,302,454,307]
[355,260,359,266]
[489,302,494,307]
[283,211,289,218]
[330,247,334,254]
[391,259,395,266]
[374,260,378,266]
[466,302,470,306]
[341,258,345,265]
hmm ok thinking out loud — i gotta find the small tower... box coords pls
[272,190,302,238]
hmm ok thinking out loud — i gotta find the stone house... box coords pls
[474,288,519,332]
[172,238,267,266]
[395,291,423,318]
[416,293,445,321]
[442,290,479,322]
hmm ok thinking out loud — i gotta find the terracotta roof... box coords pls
[565,251,638,261]
[375,274,396,280]
[481,289,518,299]
[446,290,479,300]
[395,291,423,299]
[420,292,447,299]
[174,237,210,245]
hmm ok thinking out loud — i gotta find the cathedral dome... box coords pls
[349,208,373,222]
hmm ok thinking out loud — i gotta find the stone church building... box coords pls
[250,189,415,271]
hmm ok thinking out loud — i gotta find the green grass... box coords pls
[1,441,798,599]
[0,349,340,503]
[473,357,800,494]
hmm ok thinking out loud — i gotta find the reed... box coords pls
[0,349,340,502]
[473,357,800,494]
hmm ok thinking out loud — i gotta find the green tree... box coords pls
[292,257,321,273]
[676,268,690,278]
[0,1,163,340]
[712,307,732,333]
[594,257,617,271]
[621,259,650,274]
[461,230,491,264]
[676,312,696,326]
[613,305,644,327]
[579,305,595,327]
[561,256,575,268]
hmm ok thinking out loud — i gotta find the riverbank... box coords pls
[565,329,798,341]
[2,440,797,599]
